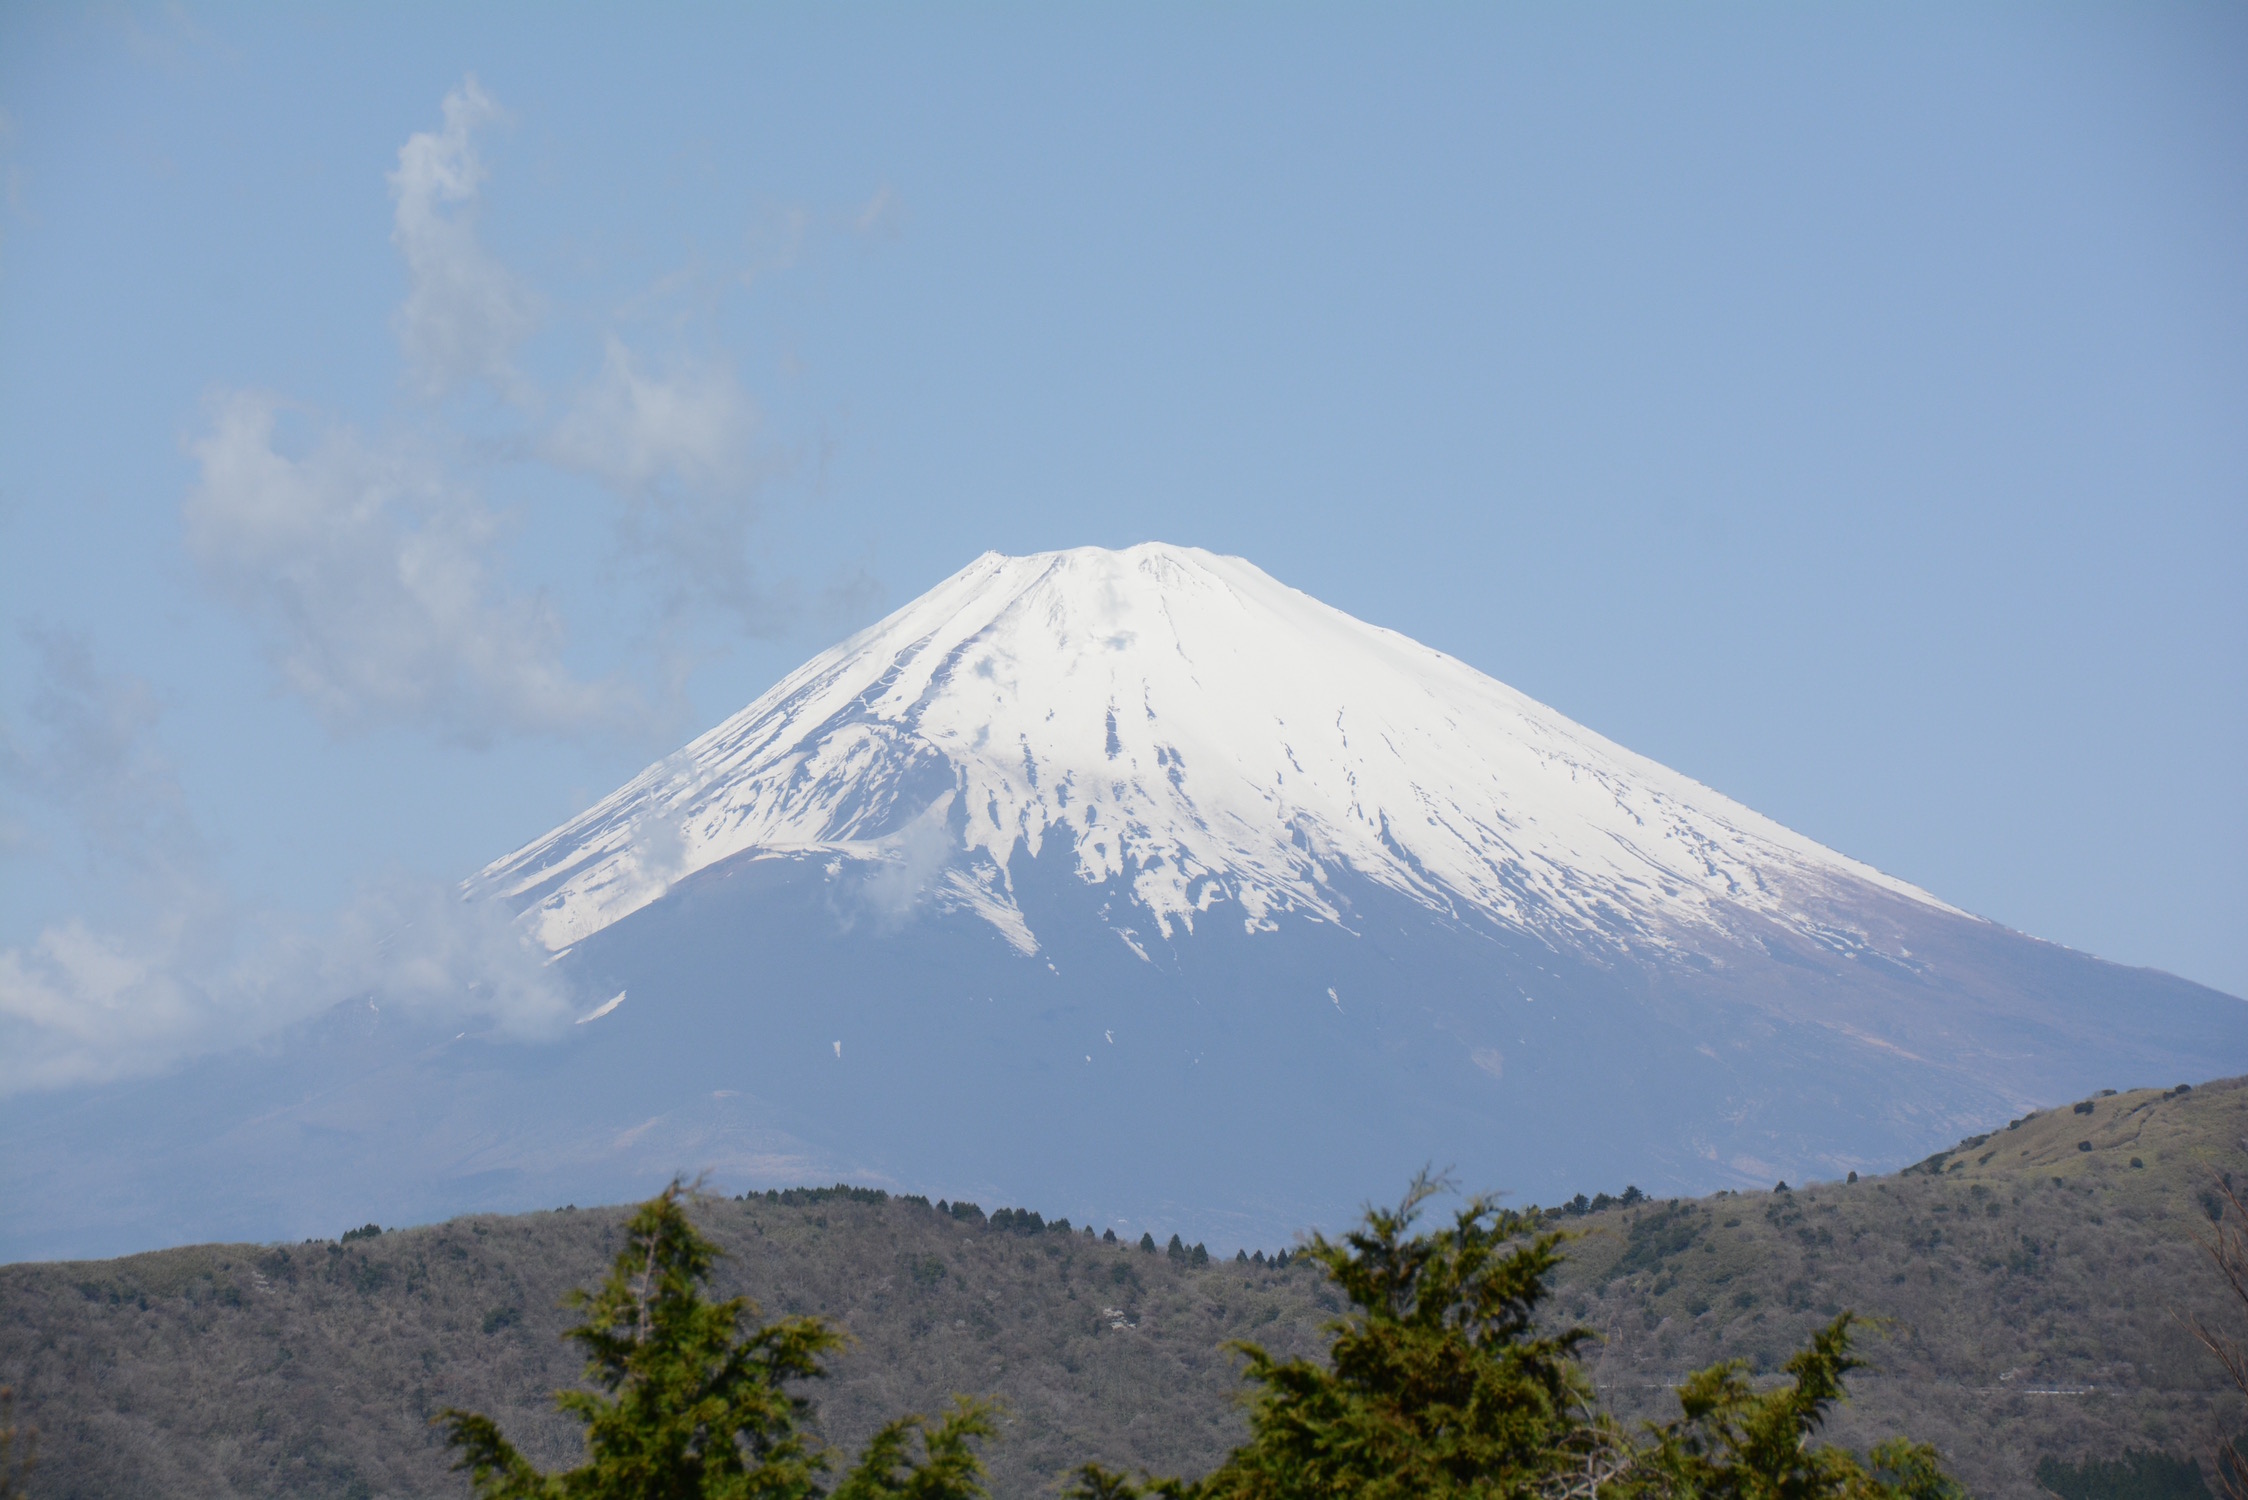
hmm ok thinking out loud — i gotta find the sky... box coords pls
[0,2,2242,1091]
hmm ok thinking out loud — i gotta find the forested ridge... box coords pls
[2,1077,2241,1499]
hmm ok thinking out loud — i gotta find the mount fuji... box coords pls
[6,544,2243,1261]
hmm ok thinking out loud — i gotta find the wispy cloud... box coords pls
[389,76,541,403]
[0,633,574,1094]
[184,391,637,746]
[549,338,755,497]
[547,339,784,632]
[1,628,202,882]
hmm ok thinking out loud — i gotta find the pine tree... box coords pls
[1067,1174,1961,1500]
[441,1183,995,1499]
[1071,1174,1601,1499]
[1634,1315,1962,1500]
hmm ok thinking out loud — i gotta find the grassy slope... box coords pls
[3,1077,2242,1500]
[1557,1075,2245,1497]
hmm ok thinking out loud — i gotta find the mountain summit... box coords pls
[7,546,2242,1261]
[478,544,1950,968]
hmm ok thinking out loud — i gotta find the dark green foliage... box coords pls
[766,1186,895,1210]
[341,1224,384,1244]
[1067,1176,1960,1500]
[1071,1173,1601,1499]
[832,1404,1000,1500]
[1138,1234,1156,1253]
[2036,1452,2213,1500]
[1165,1237,1185,1264]
[1637,1315,1964,1500]
[1555,1186,1647,1219]
[440,1184,994,1499]
[1611,1204,1702,1281]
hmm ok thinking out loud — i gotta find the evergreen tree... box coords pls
[1072,1174,1600,1499]
[1633,1315,1963,1500]
[1067,1174,1960,1500]
[442,1183,995,1499]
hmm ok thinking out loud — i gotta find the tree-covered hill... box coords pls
[1556,1075,2246,1498]
[2,1076,2241,1500]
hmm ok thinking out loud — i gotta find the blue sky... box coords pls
[1,3,2242,1087]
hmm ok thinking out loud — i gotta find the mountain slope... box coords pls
[1,543,2242,1262]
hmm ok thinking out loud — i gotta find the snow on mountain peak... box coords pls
[474,543,1953,955]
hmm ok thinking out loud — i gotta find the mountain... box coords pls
[2,543,2243,1262]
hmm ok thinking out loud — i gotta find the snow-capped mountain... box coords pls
[6,545,2242,1263]
[476,544,1950,964]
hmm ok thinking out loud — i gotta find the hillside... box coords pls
[1558,1075,2247,1494]
[2,1076,2242,1500]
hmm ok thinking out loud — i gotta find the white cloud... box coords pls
[0,636,575,1095]
[0,876,575,1096]
[389,76,541,401]
[548,339,782,631]
[0,914,220,1093]
[184,390,636,746]
[550,338,755,496]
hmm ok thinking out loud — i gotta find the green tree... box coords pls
[441,1183,995,1499]
[1068,1175,1960,1500]
[1633,1315,1962,1500]
[1073,1173,1604,1499]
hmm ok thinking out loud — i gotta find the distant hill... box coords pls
[2,1075,2242,1500]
